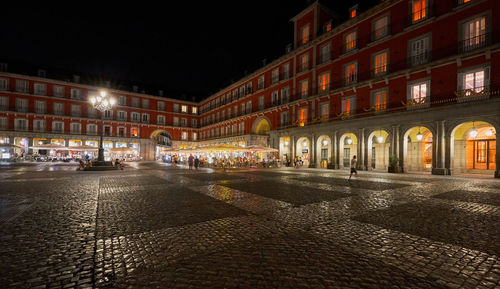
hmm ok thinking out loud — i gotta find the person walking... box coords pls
[188,154,194,170]
[194,156,199,170]
[349,155,357,180]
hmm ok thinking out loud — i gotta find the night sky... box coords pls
[1,1,373,101]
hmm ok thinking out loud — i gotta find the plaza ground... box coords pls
[0,162,499,288]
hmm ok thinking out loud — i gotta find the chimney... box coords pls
[132,85,138,92]
[158,90,164,97]
[73,75,80,83]
[37,69,46,78]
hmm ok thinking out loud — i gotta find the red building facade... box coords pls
[0,0,499,176]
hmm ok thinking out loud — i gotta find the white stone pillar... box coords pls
[432,120,449,175]
[331,131,338,169]
[309,134,316,168]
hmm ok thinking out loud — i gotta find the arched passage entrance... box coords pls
[252,117,271,135]
[316,135,331,168]
[150,130,173,160]
[451,121,496,174]
[296,137,310,167]
[403,126,433,172]
[367,130,390,171]
[339,133,357,169]
[279,136,291,165]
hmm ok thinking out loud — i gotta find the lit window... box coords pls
[344,62,357,85]
[181,105,188,113]
[131,127,138,137]
[412,0,427,23]
[351,9,356,18]
[462,16,486,52]
[342,96,356,115]
[345,31,357,52]
[373,16,388,40]
[319,73,330,92]
[373,52,388,75]
[300,54,309,71]
[298,108,307,126]
[300,80,309,98]
[408,81,430,105]
[372,90,387,111]
[301,25,310,44]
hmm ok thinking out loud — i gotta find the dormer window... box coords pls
[301,25,310,45]
[323,21,332,33]
[349,5,358,19]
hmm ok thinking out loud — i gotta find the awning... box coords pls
[68,145,99,151]
[29,143,69,150]
[109,147,135,154]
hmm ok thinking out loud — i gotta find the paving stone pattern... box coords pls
[0,162,499,288]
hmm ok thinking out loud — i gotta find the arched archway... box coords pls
[403,126,433,172]
[279,136,291,165]
[316,135,331,168]
[150,130,172,147]
[296,137,310,167]
[339,133,357,169]
[366,130,390,171]
[450,121,496,174]
[252,117,272,135]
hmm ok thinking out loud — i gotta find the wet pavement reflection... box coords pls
[0,162,499,288]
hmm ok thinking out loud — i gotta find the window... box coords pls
[301,25,310,44]
[344,31,357,52]
[232,90,238,101]
[131,112,140,122]
[320,43,331,64]
[53,85,65,97]
[257,95,264,110]
[458,66,490,97]
[227,108,231,118]
[104,110,113,119]
[172,116,178,126]
[407,80,430,106]
[0,78,9,91]
[300,54,309,72]
[173,103,179,112]
[298,108,307,126]
[87,124,97,135]
[191,118,197,128]
[70,88,82,99]
[373,51,388,76]
[131,97,140,108]
[117,111,127,121]
[118,95,127,106]
[34,83,47,96]
[117,127,126,137]
[246,82,253,94]
[409,35,430,66]
[16,80,29,93]
[344,62,357,85]
[0,117,7,129]
[142,113,149,123]
[192,107,197,114]
[181,118,187,127]
[372,16,389,41]
[371,89,387,111]
[104,125,112,136]
[459,0,472,4]
[281,111,289,126]
[240,103,245,115]
[342,96,356,115]
[221,110,225,121]
[35,100,46,114]
[283,63,290,80]
[239,86,246,97]
[461,16,487,52]
[318,72,330,92]
[53,102,64,115]
[71,123,81,134]
[324,21,332,33]
[191,132,197,141]
[232,124,237,135]
[300,79,309,98]
[272,68,279,84]
[16,98,28,112]
[239,122,245,134]
[52,121,64,133]
[281,87,290,104]
[71,104,81,117]
[181,105,188,113]
[258,75,265,90]
[131,127,139,137]
[411,0,428,23]
[0,96,8,110]
[246,101,252,114]
[33,119,45,132]
[271,91,279,106]
[142,99,149,109]
[157,115,165,125]
[15,118,28,131]
[233,106,238,117]
[319,102,329,119]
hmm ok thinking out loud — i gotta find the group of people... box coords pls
[187,154,200,170]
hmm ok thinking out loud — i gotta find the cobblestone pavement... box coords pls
[0,162,499,288]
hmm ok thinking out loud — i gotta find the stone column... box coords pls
[331,131,338,169]
[432,120,449,175]
[357,128,365,170]
[495,127,500,178]
[291,135,296,161]
[309,134,316,168]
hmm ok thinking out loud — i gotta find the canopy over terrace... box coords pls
[109,147,135,154]
[68,145,99,151]
[29,143,69,150]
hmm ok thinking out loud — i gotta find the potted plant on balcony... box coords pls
[388,154,401,173]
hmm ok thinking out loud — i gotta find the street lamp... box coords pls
[90,91,115,162]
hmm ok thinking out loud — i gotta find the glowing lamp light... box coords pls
[486,129,494,137]
[109,98,116,105]
[97,96,102,102]
[100,91,107,97]
[103,100,109,106]
[303,141,307,147]
[377,136,384,143]
[322,140,328,146]
[416,132,423,141]
[469,128,478,139]
[284,141,289,146]
[90,97,96,104]
[346,137,353,145]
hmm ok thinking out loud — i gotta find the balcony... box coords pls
[371,25,391,42]
[460,33,490,53]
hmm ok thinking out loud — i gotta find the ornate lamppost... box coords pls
[90,91,115,163]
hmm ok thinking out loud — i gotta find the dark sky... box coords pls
[1,1,372,101]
